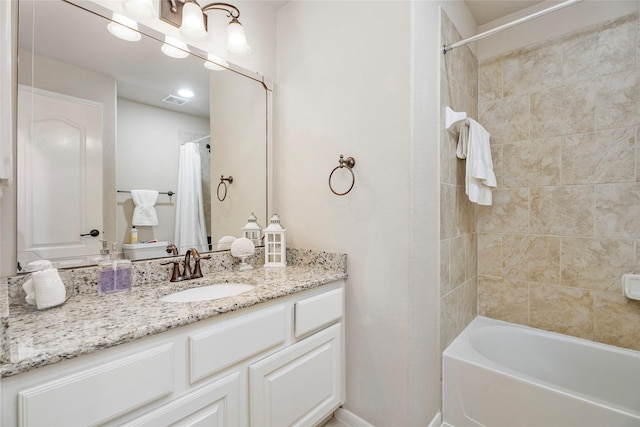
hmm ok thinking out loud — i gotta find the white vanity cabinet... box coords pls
[1,281,345,427]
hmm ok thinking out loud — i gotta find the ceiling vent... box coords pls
[162,94,190,106]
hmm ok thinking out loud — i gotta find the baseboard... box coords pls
[333,408,375,427]
[333,408,442,427]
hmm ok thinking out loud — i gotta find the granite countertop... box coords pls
[1,249,347,378]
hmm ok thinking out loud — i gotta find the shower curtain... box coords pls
[174,142,209,254]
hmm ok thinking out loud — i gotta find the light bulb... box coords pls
[161,36,190,59]
[107,13,141,42]
[180,2,208,41]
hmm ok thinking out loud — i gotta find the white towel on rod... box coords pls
[456,118,496,206]
[131,189,159,226]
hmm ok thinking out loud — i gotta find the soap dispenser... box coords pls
[98,243,132,295]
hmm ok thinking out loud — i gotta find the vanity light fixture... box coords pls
[161,36,190,58]
[123,0,155,19]
[107,13,141,42]
[160,0,251,55]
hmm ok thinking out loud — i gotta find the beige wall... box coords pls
[439,9,479,352]
[276,2,442,424]
[477,12,640,350]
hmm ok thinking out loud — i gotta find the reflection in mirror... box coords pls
[16,0,268,272]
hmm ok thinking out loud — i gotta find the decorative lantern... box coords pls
[264,213,286,268]
[242,213,262,247]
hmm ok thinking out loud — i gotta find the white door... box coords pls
[17,85,103,269]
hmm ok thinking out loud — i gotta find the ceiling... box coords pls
[464,0,548,26]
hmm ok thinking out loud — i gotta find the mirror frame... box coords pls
[6,0,273,274]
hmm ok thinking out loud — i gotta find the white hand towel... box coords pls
[457,119,496,206]
[26,268,67,310]
[131,190,159,226]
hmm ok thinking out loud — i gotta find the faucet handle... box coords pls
[160,260,183,282]
[190,254,211,279]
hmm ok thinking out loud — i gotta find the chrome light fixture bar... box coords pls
[160,0,250,54]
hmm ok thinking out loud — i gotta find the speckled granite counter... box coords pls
[1,249,347,378]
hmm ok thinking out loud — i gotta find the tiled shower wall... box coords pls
[439,10,479,352]
[477,13,640,350]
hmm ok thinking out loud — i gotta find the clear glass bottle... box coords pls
[98,243,132,295]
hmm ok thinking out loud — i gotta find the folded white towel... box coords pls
[457,119,496,206]
[131,190,159,226]
[23,268,66,310]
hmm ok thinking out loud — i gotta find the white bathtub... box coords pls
[443,316,640,427]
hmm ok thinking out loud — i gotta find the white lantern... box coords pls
[242,213,262,247]
[264,214,286,268]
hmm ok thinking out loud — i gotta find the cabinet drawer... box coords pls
[189,306,286,383]
[121,371,241,427]
[295,288,343,337]
[18,343,174,427]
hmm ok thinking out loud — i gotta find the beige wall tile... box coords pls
[531,84,595,138]
[479,95,529,144]
[503,41,562,97]
[440,183,456,239]
[561,237,634,292]
[465,232,478,280]
[478,276,528,324]
[490,143,503,188]
[530,284,594,340]
[440,290,458,352]
[503,234,560,284]
[440,239,451,296]
[503,137,561,188]
[595,183,640,239]
[530,186,594,236]
[594,291,640,351]
[478,56,502,104]
[457,277,478,333]
[637,127,640,182]
[563,128,635,185]
[456,185,476,235]
[595,69,640,130]
[478,233,502,277]
[478,188,529,233]
[450,235,466,289]
[562,14,637,84]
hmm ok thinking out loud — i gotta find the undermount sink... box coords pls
[160,283,255,303]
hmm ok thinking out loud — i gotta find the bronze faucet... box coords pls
[161,247,211,282]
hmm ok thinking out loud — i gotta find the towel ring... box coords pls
[217,175,233,201]
[329,155,356,196]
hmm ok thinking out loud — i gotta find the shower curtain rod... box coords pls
[442,0,583,54]
[187,135,211,144]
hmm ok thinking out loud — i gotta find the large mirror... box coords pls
[16,0,269,271]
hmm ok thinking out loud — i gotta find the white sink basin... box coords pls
[160,283,255,303]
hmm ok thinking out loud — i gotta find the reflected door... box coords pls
[17,86,103,268]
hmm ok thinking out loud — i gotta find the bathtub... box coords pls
[443,316,640,427]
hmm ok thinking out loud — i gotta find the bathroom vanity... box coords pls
[0,250,347,426]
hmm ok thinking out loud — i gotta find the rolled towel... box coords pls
[28,268,67,310]
[131,189,159,226]
[24,260,53,272]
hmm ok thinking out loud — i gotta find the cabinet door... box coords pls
[249,324,342,427]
